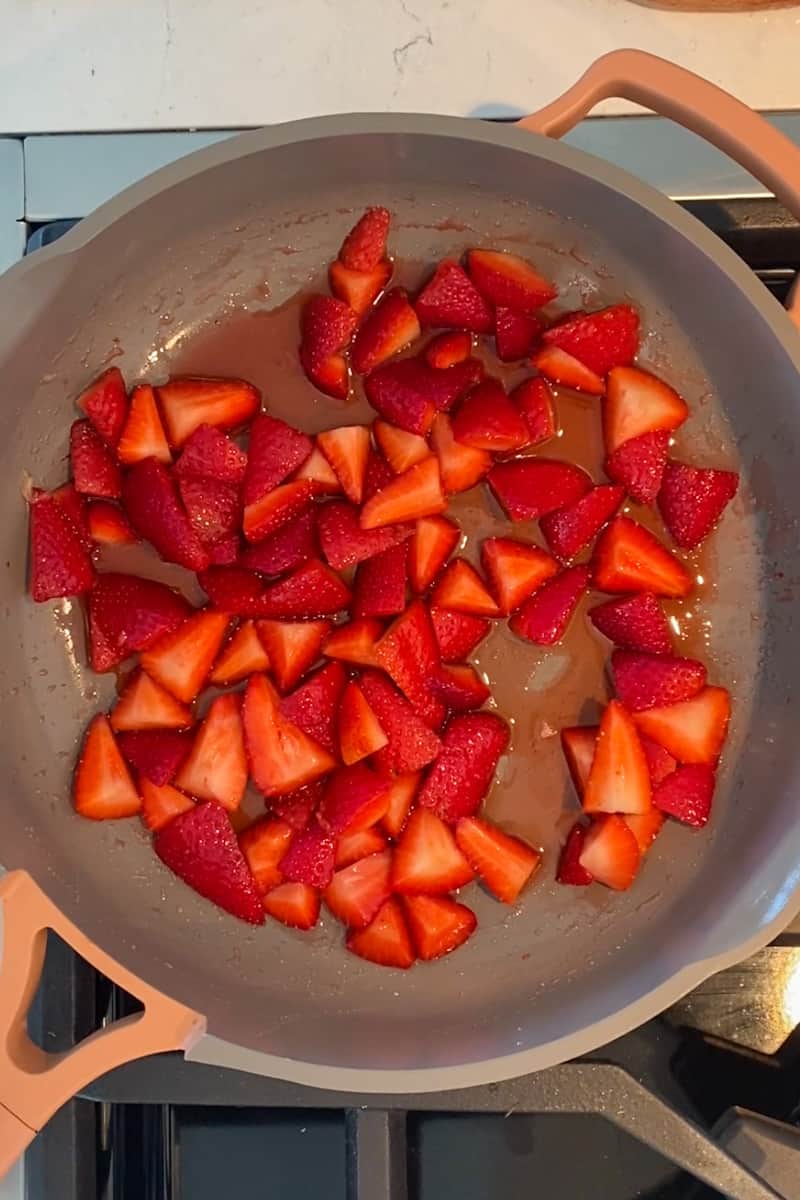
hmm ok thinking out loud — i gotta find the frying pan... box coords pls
[2,50,800,1175]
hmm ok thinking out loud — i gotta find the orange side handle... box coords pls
[518,49,800,331]
[0,870,205,1177]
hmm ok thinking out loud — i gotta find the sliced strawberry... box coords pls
[652,763,715,827]
[582,700,651,815]
[256,618,331,692]
[338,680,388,765]
[140,610,229,702]
[487,458,592,521]
[430,663,491,711]
[532,346,604,396]
[206,535,240,565]
[540,485,624,562]
[294,444,342,493]
[325,850,393,928]
[509,564,590,645]
[209,620,271,685]
[415,259,493,333]
[122,457,209,571]
[658,460,739,550]
[481,537,559,614]
[612,649,706,712]
[430,606,490,663]
[365,357,482,432]
[363,450,394,501]
[318,764,391,834]
[429,412,492,494]
[28,490,94,602]
[402,894,477,961]
[351,288,421,374]
[317,425,370,504]
[317,500,411,571]
[392,808,474,894]
[74,714,141,820]
[157,377,260,448]
[495,308,543,362]
[360,456,446,530]
[605,431,669,506]
[300,294,357,367]
[455,817,541,903]
[51,482,90,548]
[262,881,321,929]
[280,661,346,757]
[240,508,319,575]
[624,809,665,855]
[200,565,270,617]
[238,816,294,893]
[243,673,336,795]
[373,420,430,474]
[111,670,193,732]
[641,735,677,787]
[512,377,557,445]
[174,423,247,483]
[88,573,191,669]
[154,800,264,923]
[268,780,324,832]
[578,814,641,891]
[242,479,317,544]
[375,601,446,728]
[260,559,351,619]
[336,825,389,869]
[87,501,137,545]
[467,249,556,313]
[329,259,392,317]
[76,367,128,448]
[242,413,312,508]
[339,206,391,271]
[430,558,499,617]
[323,618,383,667]
[556,823,593,885]
[451,380,529,452]
[633,686,731,765]
[425,330,472,369]
[592,516,692,598]
[542,305,639,377]
[70,419,122,498]
[560,725,598,799]
[588,592,673,655]
[174,693,247,810]
[418,712,509,823]
[408,515,460,593]
[140,779,195,832]
[177,476,240,546]
[603,366,688,454]
[301,350,350,401]
[359,669,442,774]
[380,771,421,838]
[279,818,337,888]
[347,897,415,968]
[117,385,172,466]
[352,540,408,618]
[117,729,193,787]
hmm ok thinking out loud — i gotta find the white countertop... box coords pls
[2,0,800,134]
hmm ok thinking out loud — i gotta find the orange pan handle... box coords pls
[518,49,800,331]
[0,870,205,1177]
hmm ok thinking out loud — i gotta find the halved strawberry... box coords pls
[302,350,350,401]
[455,817,541,903]
[408,514,460,593]
[257,618,331,691]
[556,823,593,885]
[157,377,260,448]
[317,499,412,570]
[86,501,137,545]
[624,809,665,854]
[117,384,172,465]
[240,508,319,575]
[430,663,491,712]
[111,670,193,732]
[300,294,357,368]
[209,620,271,685]
[612,649,706,712]
[415,259,493,333]
[154,800,264,923]
[430,558,499,616]
[418,712,509,823]
[140,610,229,702]
[373,420,430,474]
[88,573,191,669]
[294,444,342,493]
[245,673,336,795]
[641,735,677,787]
[451,380,529,452]
[140,779,195,832]
[28,490,95,601]
[70,419,122,498]
[658,460,739,550]
[592,516,692,597]
[279,820,336,888]
[487,458,592,521]
[352,540,409,618]
[319,764,392,834]
[481,537,559,614]
[317,425,370,504]
[178,477,240,546]
[199,565,270,617]
[430,606,490,662]
[633,686,731,765]
[122,457,209,571]
[560,725,598,799]
[346,897,415,968]
[425,330,472,369]
[351,288,421,374]
[532,346,604,396]
[512,377,557,445]
[495,309,543,362]
[540,485,624,562]
[542,305,639,377]
[238,816,294,893]
[605,431,669,506]
[429,412,492,494]
[375,601,446,729]
[117,729,193,786]
[280,661,346,757]
[380,771,421,838]
[76,367,128,448]
[392,808,474,894]
[467,249,556,313]
[242,479,317,544]
[359,669,442,774]
[335,825,389,869]
[325,850,393,928]
[402,894,477,961]
[74,714,141,820]
[243,413,312,508]
[338,680,388,764]
[582,700,651,815]
[262,881,321,929]
[509,564,590,645]
[578,814,641,891]
[260,559,351,619]
[174,693,247,810]
[588,592,673,655]
[603,366,688,454]
[268,780,324,831]
[323,618,383,667]
[360,456,446,530]
[652,764,715,827]
[338,206,391,271]
[174,423,247,483]
[329,259,392,317]
[364,359,436,435]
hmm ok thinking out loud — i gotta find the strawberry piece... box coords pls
[425,331,472,369]
[301,350,350,401]
[578,814,641,891]
[88,573,191,669]
[154,800,264,923]
[280,661,346,757]
[74,714,141,820]
[329,259,392,317]
[652,763,715,827]
[242,413,312,508]
[415,259,493,333]
[658,460,739,550]
[582,700,652,815]
[157,377,260,449]
[279,818,337,888]
[28,490,94,601]
[122,457,209,571]
[542,304,639,377]
[238,817,294,893]
[624,809,665,855]
[117,729,193,786]
[430,607,490,663]
[375,601,446,728]
[325,850,393,928]
[612,649,706,712]
[481,537,559,614]
[451,380,529,452]
[352,541,409,618]
[117,385,172,466]
[140,610,229,702]
[532,346,604,396]
[178,476,240,545]
[140,780,195,832]
[487,458,592,521]
[402,894,477,961]
[87,501,137,545]
[111,670,193,732]
[418,712,509,823]
[540,485,624,562]
[317,425,370,504]
[509,564,590,645]
[588,592,673,655]
[512,377,557,445]
[70,419,122,498]
[243,479,317,544]
[257,618,331,691]
[373,420,430,474]
[174,423,247,483]
[560,725,598,799]
[338,681,388,764]
[429,412,491,494]
[495,308,543,362]
[174,693,247,810]
[641,735,677,787]
[244,673,336,795]
[430,558,499,617]
[324,618,383,667]
[240,508,318,575]
[592,516,692,597]
[456,816,541,903]
[408,515,460,593]
[605,431,669,506]
[206,535,240,565]
[430,663,491,712]
[336,825,389,869]
[365,357,482,431]
[209,620,271,685]
[51,482,90,548]
[347,897,415,968]
[380,771,421,838]
[260,559,351,618]
[603,366,688,454]
[467,249,556,313]
[318,764,391,834]
[263,881,321,929]
[339,206,391,271]
[360,456,446,530]
[317,500,412,570]
[556,823,593,885]
[294,444,342,494]
[351,288,421,374]
[76,367,128,448]
[269,780,324,831]
[200,565,269,617]
[633,686,731,765]
[360,670,442,774]
[392,808,474,894]
[300,294,357,366]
